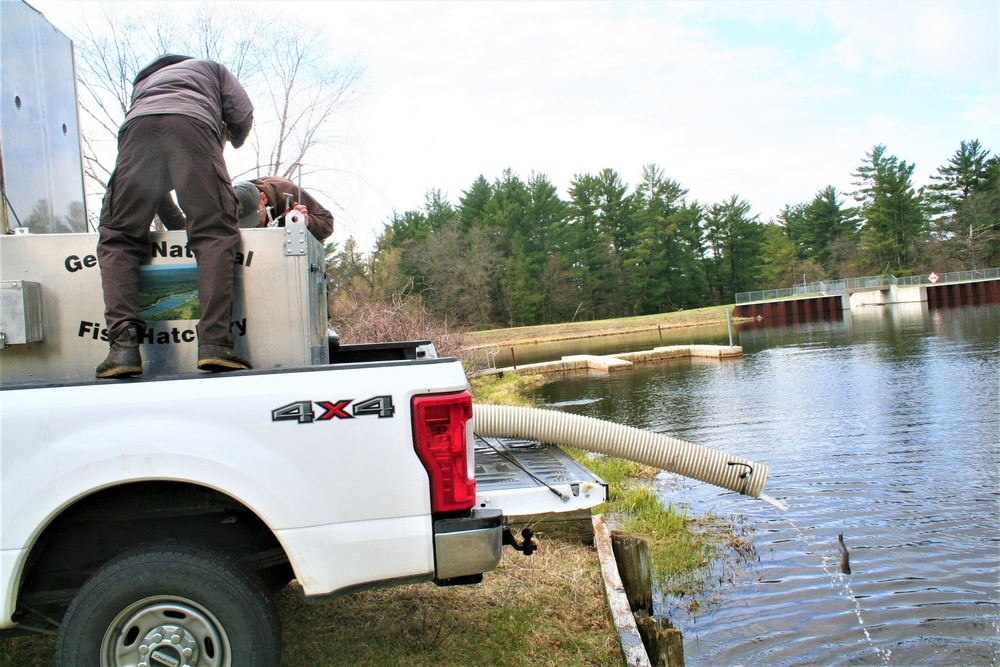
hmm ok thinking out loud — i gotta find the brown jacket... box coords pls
[250,176,334,241]
[157,176,334,242]
[127,56,253,148]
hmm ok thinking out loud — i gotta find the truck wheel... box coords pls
[55,541,281,667]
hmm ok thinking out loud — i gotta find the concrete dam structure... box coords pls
[732,271,999,319]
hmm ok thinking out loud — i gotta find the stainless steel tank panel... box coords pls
[0,223,328,384]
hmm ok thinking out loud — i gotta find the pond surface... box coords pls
[139,290,198,318]
[527,303,1000,666]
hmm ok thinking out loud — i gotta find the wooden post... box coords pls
[611,531,684,667]
[611,531,652,614]
[592,516,651,666]
[636,615,685,667]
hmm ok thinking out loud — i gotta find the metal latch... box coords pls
[284,210,309,256]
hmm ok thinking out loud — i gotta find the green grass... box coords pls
[577,449,758,611]
[564,450,715,590]
[0,632,51,666]
[468,372,548,406]
[276,541,618,666]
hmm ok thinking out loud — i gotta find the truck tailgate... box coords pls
[474,436,606,517]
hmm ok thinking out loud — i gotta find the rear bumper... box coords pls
[432,509,503,580]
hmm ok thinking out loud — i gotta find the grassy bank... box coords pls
[275,541,619,666]
[560,446,757,612]
[463,304,736,347]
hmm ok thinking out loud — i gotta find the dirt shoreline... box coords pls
[462,305,739,348]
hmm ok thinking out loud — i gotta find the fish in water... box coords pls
[838,533,852,575]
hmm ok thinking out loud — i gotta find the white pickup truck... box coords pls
[0,6,607,664]
[0,223,606,667]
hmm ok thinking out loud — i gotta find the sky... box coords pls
[28,0,1000,251]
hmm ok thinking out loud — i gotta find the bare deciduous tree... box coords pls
[247,29,362,185]
[65,1,364,229]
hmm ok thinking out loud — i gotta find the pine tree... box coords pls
[525,173,572,323]
[566,171,634,319]
[925,140,999,269]
[702,196,765,300]
[779,188,861,280]
[625,164,708,313]
[758,222,798,288]
[458,175,492,232]
[667,202,711,309]
[851,145,927,273]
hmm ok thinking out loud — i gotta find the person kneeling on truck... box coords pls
[95,54,254,379]
[232,177,334,242]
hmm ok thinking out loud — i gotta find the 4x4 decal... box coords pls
[272,395,395,423]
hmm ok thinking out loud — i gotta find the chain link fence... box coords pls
[735,268,1000,304]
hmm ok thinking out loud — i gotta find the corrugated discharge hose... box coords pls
[473,403,768,498]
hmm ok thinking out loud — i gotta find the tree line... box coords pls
[328,140,999,329]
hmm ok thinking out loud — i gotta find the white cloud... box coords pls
[303,0,998,248]
[825,0,999,81]
[961,93,1000,124]
[317,1,857,239]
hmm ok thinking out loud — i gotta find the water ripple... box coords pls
[531,304,1000,666]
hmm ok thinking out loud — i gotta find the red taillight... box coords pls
[412,391,475,513]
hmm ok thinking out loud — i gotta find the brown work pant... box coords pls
[98,115,239,346]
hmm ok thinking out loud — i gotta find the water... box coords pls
[527,303,1000,666]
[139,290,198,318]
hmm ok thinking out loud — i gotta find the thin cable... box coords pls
[475,434,569,501]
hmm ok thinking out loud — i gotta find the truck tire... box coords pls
[55,541,281,667]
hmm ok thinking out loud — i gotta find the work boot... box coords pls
[95,326,143,378]
[197,344,252,372]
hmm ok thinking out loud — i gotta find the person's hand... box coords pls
[292,203,308,222]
